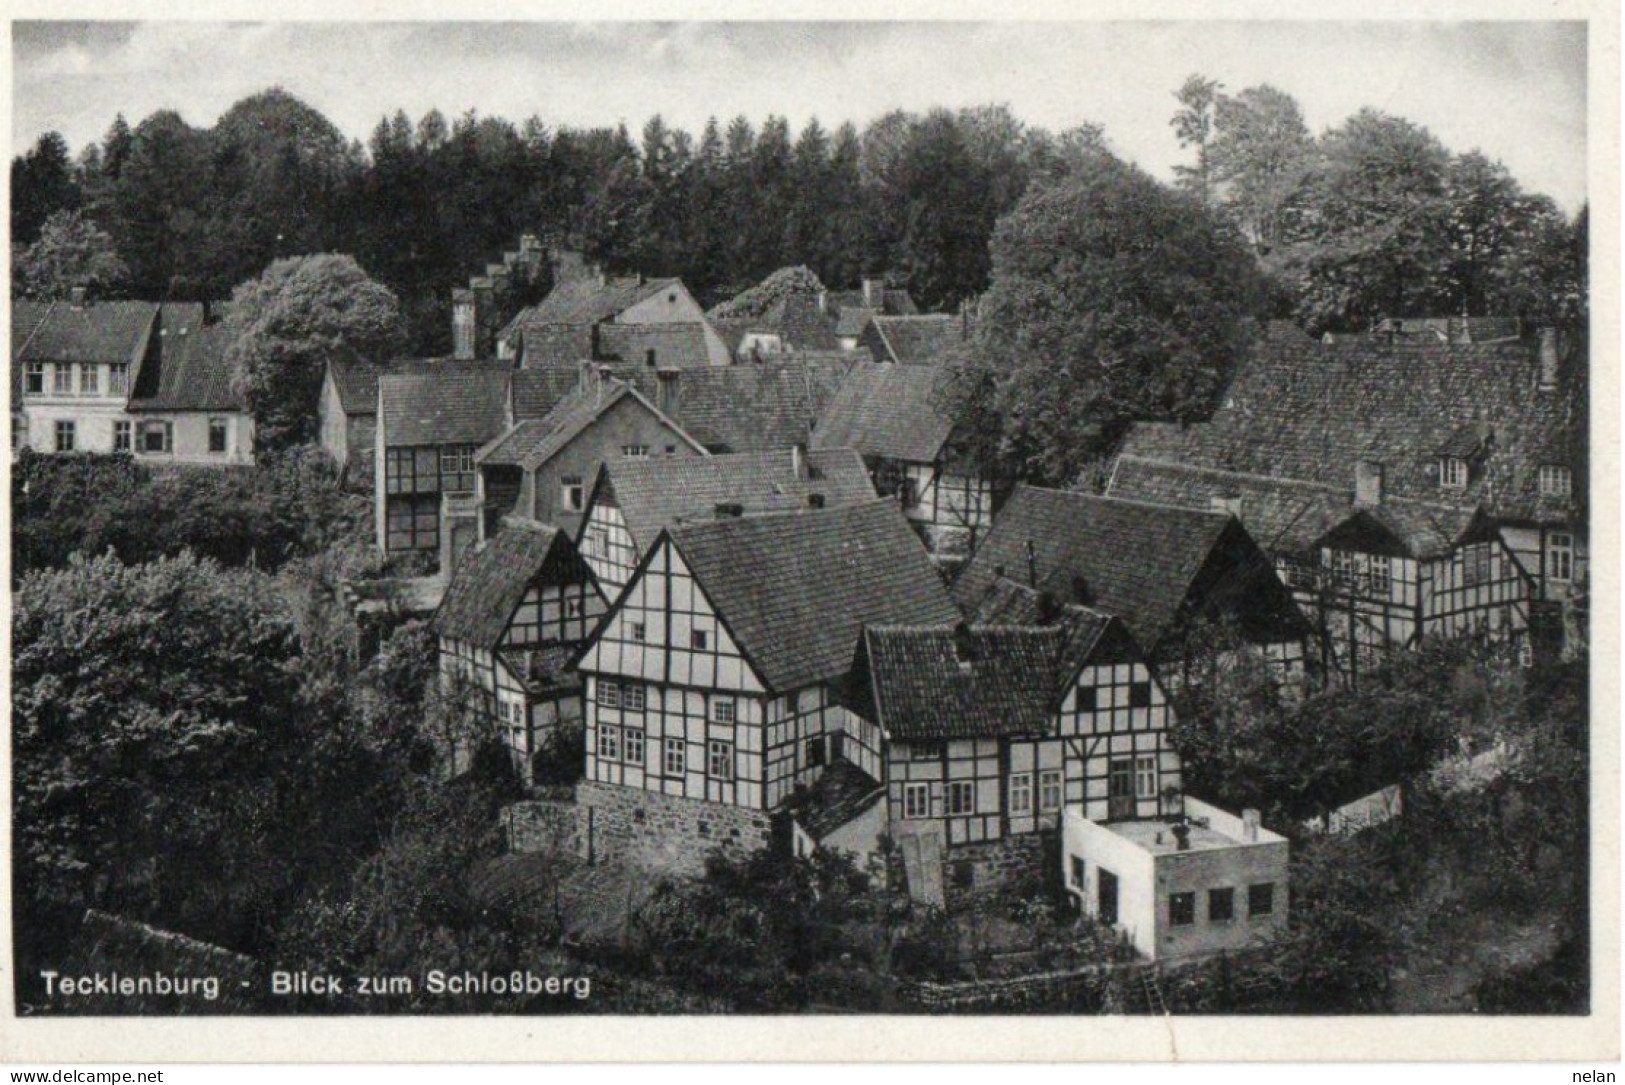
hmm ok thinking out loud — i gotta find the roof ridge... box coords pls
[1020,481,1231,521]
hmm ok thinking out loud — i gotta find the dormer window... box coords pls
[1440,457,1468,490]
[1539,465,1572,498]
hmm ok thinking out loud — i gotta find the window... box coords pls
[787,690,802,715]
[598,680,621,709]
[597,725,621,762]
[903,783,930,819]
[1135,756,1157,798]
[630,622,647,643]
[78,363,100,397]
[53,420,75,452]
[910,742,944,761]
[53,364,72,395]
[952,861,975,890]
[663,737,686,776]
[1069,855,1086,889]
[1248,882,1275,917]
[690,627,710,651]
[1040,770,1063,813]
[623,728,645,766]
[622,684,646,712]
[140,421,172,454]
[1128,681,1152,709]
[440,446,474,477]
[1169,891,1196,927]
[113,421,132,453]
[1462,542,1491,587]
[24,362,44,395]
[806,737,826,767]
[1440,456,1468,489]
[1547,532,1574,583]
[1539,465,1572,498]
[561,476,585,512]
[708,740,733,780]
[711,697,735,724]
[1369,554,1392,594]
[664,445,677,455]
[1209,887,1235,923]
[109,363,129,396]
[947,780,976,816]
[1009,773,1033,815]
[621,444,650,458]
[208,418,228,453]
[1076,685,1097,712]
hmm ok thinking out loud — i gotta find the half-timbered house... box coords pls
[813,362,998,562]
[1108,456,1540,677]
[954,486,1314,683]
[575,447,876,593]
[375,366,512,559]
[434,517,607,782]
[1117,321,1586,621]
[572,499,960,873]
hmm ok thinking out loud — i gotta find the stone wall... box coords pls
[504,797,583,857]
[576,780,775,878]
[940,831,1054,911]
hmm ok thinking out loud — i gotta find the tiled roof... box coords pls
[964,581,1121,684]
[784,757,885,840]
[954,485,1309,655]
[1117,322,1583,526]
[659,360,820,453]
[126,304,242,412]
[510,365,591,422]
[435,519,569,650]
[379,366,511,448]
[599,447,876,556]
[745,293,839,352]
[668,500,960,693]
[866,315,963,365]
[866,625,1065,741]
[516,276,681,328]
[834,306,876,338]
[480,378,701,471]
[12,300,159,365]
[1109,455,1489,559]
[513,323,595,369]
[597,323,715,369]
[330,357,508,417]
[813,363,953,464]
[11,300,52,401]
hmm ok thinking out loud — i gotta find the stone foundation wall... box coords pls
[504,798,583,857]
[941,831,1054,911]
[576,780,775,878]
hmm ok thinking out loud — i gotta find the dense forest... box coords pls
[12,80,1587,356]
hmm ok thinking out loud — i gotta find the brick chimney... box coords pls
[1538,327,1560,391]
[862,278,885,309]
[69,285,88,308]
[1354,461,1384,508]
[791,442,807,480]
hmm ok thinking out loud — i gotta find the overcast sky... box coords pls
[12,20,1590,211]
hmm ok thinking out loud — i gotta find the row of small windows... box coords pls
[620,619,717,652]
[901,758,1158,819]
[44,418,227,455]
[1166,883,1275,927]
[384,445,478,495]
[23,361,130,398]
[596,726,735,780]
[598,679,739,723]
[1439,456,1573,498]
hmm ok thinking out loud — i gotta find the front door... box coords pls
[1098,868,1119,925]
[1108,759,1136,820]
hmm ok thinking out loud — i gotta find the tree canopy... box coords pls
[225,254,405,451]
[13,209,130,300]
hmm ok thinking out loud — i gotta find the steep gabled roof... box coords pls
[331,357,508,418]
[596,323,715,369]
[1118,322,1583,526]
[865,314,963,365]
[514,275,682,328]
[954,485,1306,654]
[834,306,876,339]
[379,365,511,448]
[13,300,159,365]
[126,304,243,412]
[510,365,593,422]
[597,447,876,556]
[435,519,574,650]
[659,361,820,453]
[667,500,960,693]
[812,363,953,464]
[865,625,1065,741]
[784,758,885,841]
[477,378,702,471]
[1108,455,1489,559]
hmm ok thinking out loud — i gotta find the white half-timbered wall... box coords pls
[902,462,996,558]
[578,497,641,594]
[885,656,1182,846]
